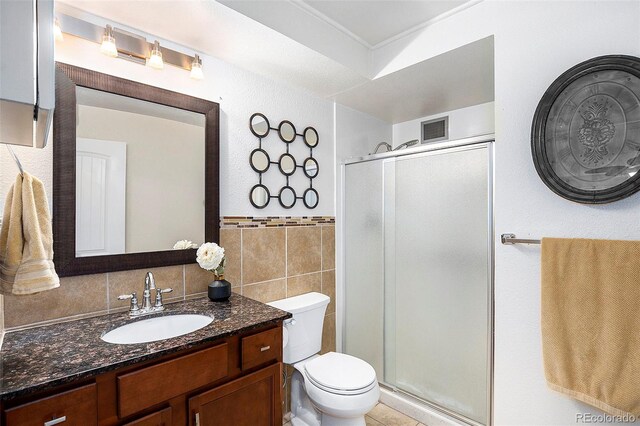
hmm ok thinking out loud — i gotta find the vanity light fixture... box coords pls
[190,54,204,80]
[53,18,63,42]
[148,40,164,69]
[59,14,202,79]
[100,25,118,57]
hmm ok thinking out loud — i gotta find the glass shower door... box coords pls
[385,144,491,424]
[343,160,384,378]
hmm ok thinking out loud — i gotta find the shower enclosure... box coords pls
[341,136,494,426]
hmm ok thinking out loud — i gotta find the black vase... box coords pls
[208,277,231,301]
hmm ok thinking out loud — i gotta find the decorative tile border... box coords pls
[221,216,334,228]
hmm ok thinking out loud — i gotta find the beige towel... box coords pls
[542,237,640,416]
[0,172,59,295]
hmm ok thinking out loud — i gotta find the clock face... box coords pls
[533,56,640,203]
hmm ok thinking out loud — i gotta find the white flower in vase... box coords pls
[196,242,226,278]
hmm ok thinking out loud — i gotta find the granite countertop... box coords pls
[0,294,291,401]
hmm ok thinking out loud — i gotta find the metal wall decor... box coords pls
[249,113,319,209]
[532,55,640,203]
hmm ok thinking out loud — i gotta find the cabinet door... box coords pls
[189,363,281,426]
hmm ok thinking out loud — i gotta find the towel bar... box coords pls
[501,233,541,245]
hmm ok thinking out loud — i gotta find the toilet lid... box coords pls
[304,352,377,395]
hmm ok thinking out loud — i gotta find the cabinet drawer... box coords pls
[123,407,172,426]
[117,343,228,418]
[241,327,280,371]
[4,383,97,426]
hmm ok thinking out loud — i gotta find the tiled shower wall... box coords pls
[1,217,336,356]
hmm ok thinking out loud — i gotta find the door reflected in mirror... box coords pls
[250,184,270,209]
[75,87,205,257]
[279,186,296,209]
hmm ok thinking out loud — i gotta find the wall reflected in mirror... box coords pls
[279,186,296,209]
[250,184,270,209]
[250,113,270,138]
[75,87,205,257]
[303,157,319,178]
[250,148,270,173]
[304,188,319,208]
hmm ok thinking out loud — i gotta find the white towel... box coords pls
[0,172,59,295]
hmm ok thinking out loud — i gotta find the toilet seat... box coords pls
[304,352,377,396]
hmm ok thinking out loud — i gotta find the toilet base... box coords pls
[290,365,373,426]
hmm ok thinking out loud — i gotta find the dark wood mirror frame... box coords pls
[53,63,220,277]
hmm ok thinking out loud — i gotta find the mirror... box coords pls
[279,186,296,209]
[279,153,297,176]
[303,188,319,208]
[250,148,270,173]
[278,120,296,143]
[250,113,270,138]
[303,157,319,178]
[54,63,220,276]
[250,184,270,208]
[303,126,319,148]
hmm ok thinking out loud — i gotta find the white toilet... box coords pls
[268,292,380,426]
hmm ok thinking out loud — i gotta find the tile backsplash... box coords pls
[2,217,336,354]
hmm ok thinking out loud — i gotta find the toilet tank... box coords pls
[267,292,329,364]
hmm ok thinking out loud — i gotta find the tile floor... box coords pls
[283,402,425,426]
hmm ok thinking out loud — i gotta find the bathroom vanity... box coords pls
[0,294,290,425]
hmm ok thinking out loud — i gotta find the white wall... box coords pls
[369,1,640,425]
[392,102,494,148]
[0,9,335,218]
[335,103,392,161]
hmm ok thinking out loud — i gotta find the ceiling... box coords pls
[301,0,467,47]
[335,36,494,124]
[59,0,493,125]
[59,0,369,97]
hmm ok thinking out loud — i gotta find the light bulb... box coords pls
[54,18,63,42]
[148,40,164,69]
[190,54,204,80]
[100,25,117,57]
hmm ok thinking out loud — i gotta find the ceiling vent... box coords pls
[421,116,449,144]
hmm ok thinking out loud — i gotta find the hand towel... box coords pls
[0,172,59,295]
[542,237,640,416]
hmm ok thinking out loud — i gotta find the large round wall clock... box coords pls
[532,55,640,203]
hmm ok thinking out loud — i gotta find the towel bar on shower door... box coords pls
[501,234,541,245]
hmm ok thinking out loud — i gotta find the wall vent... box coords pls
[421,116,449,144]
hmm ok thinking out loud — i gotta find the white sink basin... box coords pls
[101,314,213,344]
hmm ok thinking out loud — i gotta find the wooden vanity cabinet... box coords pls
[188,363,281,426]
[1,323,283,426]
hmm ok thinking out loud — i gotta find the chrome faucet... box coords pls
[118,271,173,317]
[142,272,156,311]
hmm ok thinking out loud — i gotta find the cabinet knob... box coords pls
[260,345,271,352]
[44,416,67,426]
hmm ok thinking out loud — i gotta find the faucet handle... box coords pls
[154,288,173,309]
[118,292,140,313]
